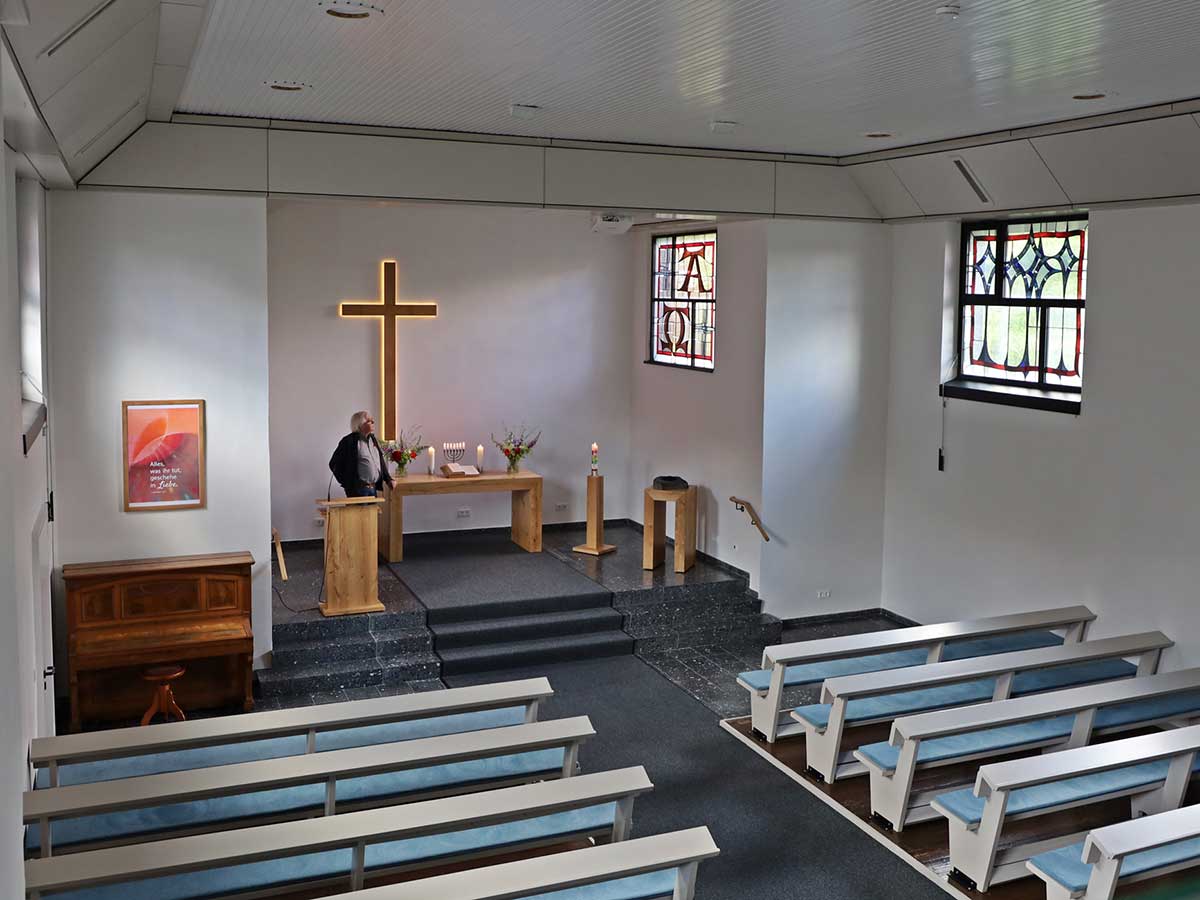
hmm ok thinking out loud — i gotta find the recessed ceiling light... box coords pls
[318,1,383,19]
[267,80,311,92]
[864,131,894,139]
[709,120,739,135]
[1072,92,1107,101]
[510,103,541,120]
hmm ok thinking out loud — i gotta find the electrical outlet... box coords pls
[313,517,325,528]
[816,589,832,600]
[456,508,471,519]
[555,503,568,512]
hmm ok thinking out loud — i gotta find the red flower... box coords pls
[503,448,512,457]
[390,450,403,463]
[409,450,418,459]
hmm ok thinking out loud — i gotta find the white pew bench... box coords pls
[24,766,653,900]
[339,827,720,900]
[795,631,1169,783]
[937,724,1200,891]
[739,607,1094,742]
[1028,803,1200,900]
[856,667,1200,832]
[25,716,595,856]
[30,678,553,787]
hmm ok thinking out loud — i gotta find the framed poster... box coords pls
[122,399,206,512]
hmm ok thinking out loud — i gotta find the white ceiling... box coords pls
[175,0,1200,157]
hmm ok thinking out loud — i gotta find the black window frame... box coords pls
[645,230,717,374]
[944,217,1087,415]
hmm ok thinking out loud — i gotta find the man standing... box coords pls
[329,410,394,497]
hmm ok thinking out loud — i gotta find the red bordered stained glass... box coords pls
[651,232,716,370]
[959,219,1087,391]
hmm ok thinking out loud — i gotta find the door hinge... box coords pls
[47,491,54,522]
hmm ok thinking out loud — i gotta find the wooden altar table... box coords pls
[380,471,543,562]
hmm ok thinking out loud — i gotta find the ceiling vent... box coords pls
[318,1,384,19]
[74,94,144,157]
[951,156,991,205]
[42,0,119,58]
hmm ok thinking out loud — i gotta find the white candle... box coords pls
[591,442,599,475]
[428,445,436,474]
[476,444,484,471]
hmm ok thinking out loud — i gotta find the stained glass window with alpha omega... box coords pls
[651,232,716,370]
[959,218,1087,391]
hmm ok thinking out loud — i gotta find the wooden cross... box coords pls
[339,260,437,441]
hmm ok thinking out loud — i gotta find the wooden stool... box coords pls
[141,664,187,726]
[643,485,698,573]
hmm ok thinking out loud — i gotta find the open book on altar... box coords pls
[440,463,480,478]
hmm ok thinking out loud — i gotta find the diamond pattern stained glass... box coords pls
[652,232,716,369]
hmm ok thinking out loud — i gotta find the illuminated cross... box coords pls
[339,260,437,442]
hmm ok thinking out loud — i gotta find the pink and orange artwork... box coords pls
[122,400,206,512]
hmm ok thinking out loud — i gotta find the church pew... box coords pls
[856,667,1200,832]
[24,766,653,900]
[738,606,1094,742]
[30,678,553,787]
[25,716,595,856]
[1027,804,1200,900]
[936,724,1200,891]
[794,631,1169,783]
[333,827,721,900]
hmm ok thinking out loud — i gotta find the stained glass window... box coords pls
[959,219,1087,391]
[650,232,716,370]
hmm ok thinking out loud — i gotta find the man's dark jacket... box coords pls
[329,432,392,496]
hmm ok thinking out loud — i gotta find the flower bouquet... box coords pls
[385,426,429,478]
[492,425,541,474]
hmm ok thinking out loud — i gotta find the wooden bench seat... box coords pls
[30,678,553,788]
[336,827,720,900]
[738,606,1094,742]
[24,767,653,900]
[853,668,1200,832]
[934,725,1200,891]
[25,717,594,855]
[1028,804,1200,899]
[797,632,1169,783]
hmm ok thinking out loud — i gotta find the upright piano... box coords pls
[64,551,255,731]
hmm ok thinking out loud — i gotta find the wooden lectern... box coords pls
[316,497,386,617]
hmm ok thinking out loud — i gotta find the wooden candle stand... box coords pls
[573,475,616,556]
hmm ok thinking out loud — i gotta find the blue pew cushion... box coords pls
[935,758,1191,826]
[1031,835,1200,894]
[34,706,528,789]
[856,689,1200,774]
[738,630,1064,693]
[27,748,564,851]
[793,659,1135,731]
[52,803,618,900]
[527,869,678,900]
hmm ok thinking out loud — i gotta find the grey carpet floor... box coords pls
[445,654,945,900]
[389,531,611,615]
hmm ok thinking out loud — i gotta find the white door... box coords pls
[31,503,54,736]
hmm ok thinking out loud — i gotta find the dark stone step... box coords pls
[424,590,614,626]
[631,612,782,654]
[437,631,634,676]
[257,652,441,697]
[272,608,426,646]
[432,608,625,650]
[271,628,433,670]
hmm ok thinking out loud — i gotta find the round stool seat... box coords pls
[140,664,187,726]
[142,664,185,682]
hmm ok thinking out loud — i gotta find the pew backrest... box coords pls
[820,632,1169,705]
[1083,803,1200,868]
[891,666,1200,748]
[24,717,595,855]
[761,606,1094,670]
[30,678,552,783]
[342,827,721,900]
[24,766,653,896]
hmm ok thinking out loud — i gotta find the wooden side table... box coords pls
[643,485,698,573]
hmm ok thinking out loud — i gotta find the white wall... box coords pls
[759,219,893,619]
[628,221,768,587]
[48,190,273,663]
[881,205,1200,667]
[268,200,634,539]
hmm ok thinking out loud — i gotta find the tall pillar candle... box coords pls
[428,445,436,475]
[590,442,599,476]
[477,444,484,472]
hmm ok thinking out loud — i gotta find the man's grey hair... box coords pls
[351,410,371,432]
